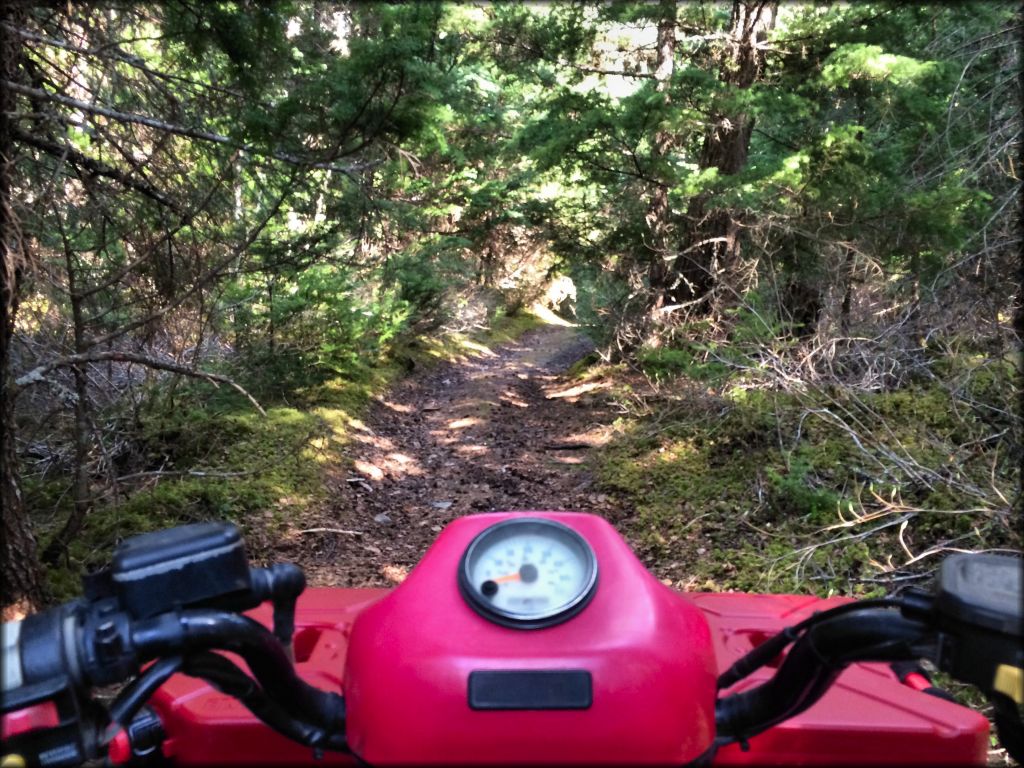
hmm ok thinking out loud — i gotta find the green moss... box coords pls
[595,364,1018,597]
[637,346,730,384]
[766,457,842,524]
[483,310,545,344]
[46,567,84,604]
[22,477,73,529]
[564,351,602,380]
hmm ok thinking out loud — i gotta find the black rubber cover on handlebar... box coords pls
[15,603,84,693]
[182,651,347,751]
[715,608,933,742]
[129,610,345,732]
[717,597,903,690]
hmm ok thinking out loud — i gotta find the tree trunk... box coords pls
[840,246,855,333]
[1,6,46,609]
[675,0,776,308]
[41,244,92,564]
[644,0,677,311]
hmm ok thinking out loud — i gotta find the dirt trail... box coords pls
[282,323,625,588]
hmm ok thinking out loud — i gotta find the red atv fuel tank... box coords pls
[342,511,718,765]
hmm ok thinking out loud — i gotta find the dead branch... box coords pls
[86,169,299,350]
[3,22,245,99]
[13,127,175,209]
[14,350,266,416]
[295,527,364,536]
[114,469,254,483]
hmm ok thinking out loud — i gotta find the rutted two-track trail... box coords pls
[281,324,626,588]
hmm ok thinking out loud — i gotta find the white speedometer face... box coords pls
[458,518,598,629]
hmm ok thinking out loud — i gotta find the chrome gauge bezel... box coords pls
[457,517,599,629]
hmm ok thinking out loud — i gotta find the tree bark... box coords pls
[1,5,46,609]
[644,0,677,311]
[41,244,91,565]
[675,0,776,308]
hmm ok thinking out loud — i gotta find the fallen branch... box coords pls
[114,469,254,483]
[847,573,933,584]
[295,528,364,537]
[13,128,176,209]
[780,512,917,566]
[15,351,266,416]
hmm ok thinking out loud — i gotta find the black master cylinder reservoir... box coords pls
[108,522,253,618]
[931,553,1023,704]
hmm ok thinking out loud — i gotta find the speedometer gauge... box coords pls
[458,517,598,629]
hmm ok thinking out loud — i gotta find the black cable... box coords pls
[182,651,348,752]
[717,597,904,689]
[130,609,345,732]
[715,608,932,742]
[102,656,183,745]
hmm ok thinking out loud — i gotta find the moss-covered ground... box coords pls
[585,350,1020,599]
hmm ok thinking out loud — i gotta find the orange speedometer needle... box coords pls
[492,564,539,584]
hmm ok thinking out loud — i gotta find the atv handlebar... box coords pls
[2,523,1021,767]
[716,607,935,743]
[713,556,1023,761]
[2,553,347,766]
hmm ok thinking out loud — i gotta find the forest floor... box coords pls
[274,319,628,588]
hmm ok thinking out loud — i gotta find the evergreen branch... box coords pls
[3,22,246,99]
[12,127,176,209]
[83,169,298,350]
[72,151,239,301]
[4,80,373,175]
[577,65,654,79]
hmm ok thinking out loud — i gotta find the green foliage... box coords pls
[637,293,793,384]
[638,347,729,384]
[820,44,944,88]
[766,455,842,524]
[164,1,295,91]
[384,249,450,320]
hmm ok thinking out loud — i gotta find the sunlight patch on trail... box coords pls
[545,381,608,400]
[529,302,577,327]
[380,564,409,584]
[378,399,413,414]
[353,460,385,481]
[447,417,482,430]
[458,339,499,356]
[500,391,529,407]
